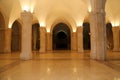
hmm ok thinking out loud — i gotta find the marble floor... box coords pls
[0,51,120,80]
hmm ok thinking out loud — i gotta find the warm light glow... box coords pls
[47,28,50,33]
[40,22,46,27]
[88,6,92,12]
[76,21,83,27]
[23,6,29,12]
[8,24,12,28]
[73,28,76,32]
[111,21,120,27]
[8,21,13,28]
[19,0,36,13]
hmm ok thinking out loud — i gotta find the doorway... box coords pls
[53,23,71,50]
[11,21,21,52]
[106,23,113,50]
[83,22,91,50]
[32,23,40,51]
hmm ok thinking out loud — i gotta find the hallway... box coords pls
[0,51,120,80]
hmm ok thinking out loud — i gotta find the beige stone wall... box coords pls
[0,29,5,53]
[39,27,46,52]
[71,32,77,51]
[76,27,83,53]
[112,27,120,51]
[4,29,11,53]
[46,32,52,51]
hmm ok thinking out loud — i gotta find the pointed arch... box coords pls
[11,20,21,52]
[52,23,71,50]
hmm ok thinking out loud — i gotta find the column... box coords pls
[46,32,52,51]
[90,0,107,60]
[39,27,46,52]
[4,28,12,53]
[71,32,77,51]
[90,12,97,59]
[112,27,120,51]
[20,11,33,60]
[77,27,83,52]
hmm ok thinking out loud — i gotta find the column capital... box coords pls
[21,11,33,23]
[40,27,46,31]
[21,11,33,16]
[112,27,119,30]
[76,27,83,32]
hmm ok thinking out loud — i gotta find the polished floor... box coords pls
[0,51,120,80]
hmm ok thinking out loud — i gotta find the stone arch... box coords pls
[50,19,73,33]
[50,19,73,50]
[52,23,71,50]
[11,20,21,52]
[46,11,76,33]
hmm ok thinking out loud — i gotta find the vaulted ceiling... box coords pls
[0,0,120,30]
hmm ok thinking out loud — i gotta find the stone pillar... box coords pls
[46,32,52,51]
[90,13,97,59]
[4,28,12,53]
[71,32,77,51]
[39,27,46,52]
[77,27,83,52]
[20,11,33,60]
[90,0,107,60]
[112,27,120,51]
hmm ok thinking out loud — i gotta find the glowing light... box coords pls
[20,0,36,13]
[111,21,120,27]
[47,28,50,33]
[8,22,13,28]
[73,28,76,32]
[40,22,46,27]
[23,6,29,12]
[8,24,12,28]
[77,21,83,27]
[88,6,92,12]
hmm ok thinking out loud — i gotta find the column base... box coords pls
[20,53,32,60]
[113,49,120,52]
[78,48,84,53]
[90,51,106,61]
[39,49,45,53]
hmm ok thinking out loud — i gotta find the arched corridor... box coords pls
[52,23,71,50]
[0,0,120,80]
